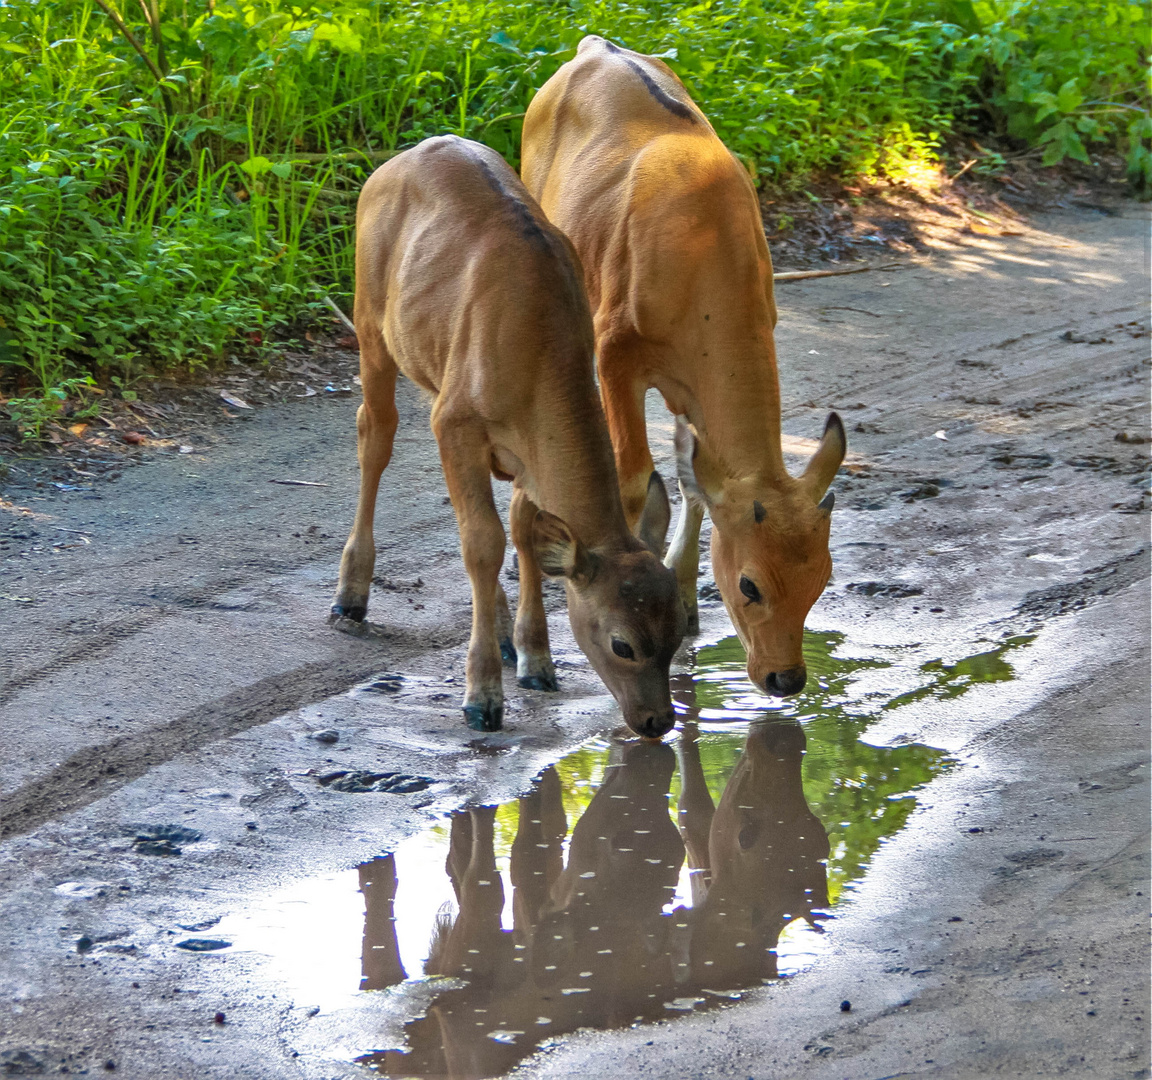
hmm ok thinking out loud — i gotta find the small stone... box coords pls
[104,1060,117,1071]
[214,1011,226,1024]
[245,822,258,830]
[948,916,963,922]
[967,827,983,834]
[76,935,94,953]
[310,728,339,744]
[840,1000,851,1012]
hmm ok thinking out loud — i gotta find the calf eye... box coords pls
[611,638,635,660]
[739,576,761,603]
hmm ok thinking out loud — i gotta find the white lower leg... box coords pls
[664,483,704,633]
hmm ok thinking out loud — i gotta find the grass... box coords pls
[0,0,1147,436]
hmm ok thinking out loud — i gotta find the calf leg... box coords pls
[509,485,558,691]
[436,416,507,731]
[664,480,705,634]
[332,335,399,621]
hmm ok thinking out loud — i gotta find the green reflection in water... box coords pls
[886,634,1036,710]
[491,627,1032,910]
[679,629,1033,902]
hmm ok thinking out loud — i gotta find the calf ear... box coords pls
[801,412,846,499]
[534,511,592,581]
[674,417,712,506]
[637,470,671,556]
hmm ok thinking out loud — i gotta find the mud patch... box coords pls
[1014,547,1150,625]
[175,938,232,952]
[0,654,393,842]
[999,848,1066,873]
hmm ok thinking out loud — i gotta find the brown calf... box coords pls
[522,37,846,696]
[331,135,684,734]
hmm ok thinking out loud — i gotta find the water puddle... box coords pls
[216,630,1030,1078]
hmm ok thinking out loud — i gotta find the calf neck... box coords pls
[522,36,846,695]
[332,135,684,734]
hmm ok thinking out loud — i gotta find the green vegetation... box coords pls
[1,0,1147,428]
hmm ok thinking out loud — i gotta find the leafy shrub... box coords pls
[946,0,1151,191]
[0,0,1147,404]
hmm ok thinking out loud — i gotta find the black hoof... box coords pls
[463,704,503,732]
[330,604,367,623]
[518,673,559,692]
[685,609,700,636]
[500,637,518,667]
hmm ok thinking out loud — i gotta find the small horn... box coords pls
[817,491,835,513]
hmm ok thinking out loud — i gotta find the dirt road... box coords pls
[1,203,1148,1079]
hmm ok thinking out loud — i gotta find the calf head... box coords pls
[676,413,845,696]
[534,511,686,738]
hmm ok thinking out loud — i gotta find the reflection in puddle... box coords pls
[219,631,1030,1077]
[359,724,831,1077]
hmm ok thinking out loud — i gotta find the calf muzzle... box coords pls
[763,666,807,697]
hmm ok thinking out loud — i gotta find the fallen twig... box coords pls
[269,479,329,487]
[949,158,977,182]
[322,295,357,337]
[773,266,873,282]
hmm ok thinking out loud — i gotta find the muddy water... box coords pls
[216,630,1035,1078]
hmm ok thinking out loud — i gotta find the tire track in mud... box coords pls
[0,578,255,707]
[0,611,165,708]
[0,622,468,841]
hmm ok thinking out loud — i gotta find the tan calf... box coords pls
[331,135,684,734]
[522,37,846,696]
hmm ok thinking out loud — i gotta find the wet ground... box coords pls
[0,203,1149,1079]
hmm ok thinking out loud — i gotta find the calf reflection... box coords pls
[358,721,828,1079]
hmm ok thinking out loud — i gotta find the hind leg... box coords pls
[509,484,558,691]
[435,412,507,731]
[332,327,399,621]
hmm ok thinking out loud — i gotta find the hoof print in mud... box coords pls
[361,674,403,693]
[175,938,231,952]
[517,673,559,692]
[846,582,924,599]
[317,769,432,794]
[127,824,202,857]
[463,704,503,732]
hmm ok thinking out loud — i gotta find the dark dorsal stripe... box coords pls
[455,139,583,295]
[464,143,554,252]
[603,40,698,124]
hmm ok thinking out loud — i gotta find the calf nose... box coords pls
[633,709,676,740]
[764,666,807,697]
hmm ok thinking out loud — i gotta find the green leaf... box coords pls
[1055,79,1083,114]
[239,156,273,178]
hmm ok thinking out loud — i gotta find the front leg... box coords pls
[509,485,558,691]
[664,479,705,635]
[435,415,507,731]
